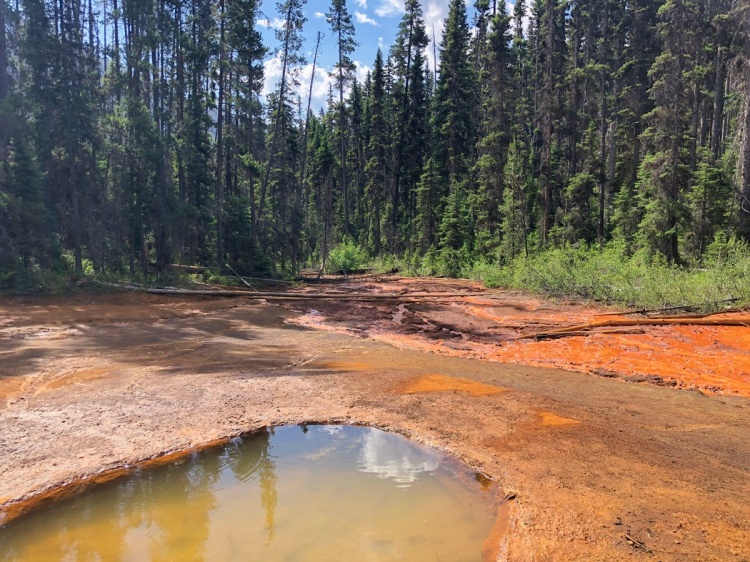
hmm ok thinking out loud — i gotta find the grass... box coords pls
[465,241,750,312]
[5,237,749,313]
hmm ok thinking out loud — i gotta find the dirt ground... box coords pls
[1,278,749,561]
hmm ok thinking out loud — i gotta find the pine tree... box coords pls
[499,139,530,261]
[307,115,336,269]
[534,0,566,246]
[2,134,53,269]
[432,0,477,269]
[347,80,367,241]
[684,154,732,258]
[0,0,9,154]
[257,0,306,237]
[389,0,430,250]
[612,0,660,230]
[225,0,267,267]
[415,157,440,253]
[636,0,698,262]
[364,50,388,255]
[735,0,750,240]
[474,3,513,256]
[327,0,357,236]
[432,0,476,184]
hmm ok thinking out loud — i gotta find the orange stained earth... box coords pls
[486,317,750,396]
[536,411,581,427]
[1,283,750,561]
[399,374,508,396]
[287,276,750,398]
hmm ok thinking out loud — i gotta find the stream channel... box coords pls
[0,425,498,561]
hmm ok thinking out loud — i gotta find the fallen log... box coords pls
[224,263,259,292]
[519,316,750,340]
[293,271,398,283]
[165,264,207,274]
[238,277,297,285]
[528,328,647,340]
[141,287,492,300]
[594,298,740,317]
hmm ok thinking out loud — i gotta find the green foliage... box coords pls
[2,0,749,295]
[467,242,750,311]
[683,154,733,261]
[0,266,78,294]
[558,172,596,245]
[326,239,369,274]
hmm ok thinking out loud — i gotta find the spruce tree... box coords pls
[327,0,357,236]
[432,0,477,269]
[636,0,697,262]
[432,0,476,184]
[364,50,388,255]
[474,4,513,256]
[390,0,430,249]
[499,139,530,261]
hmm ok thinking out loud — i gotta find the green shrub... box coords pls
[326,239,369,274]
[466,241,750,312]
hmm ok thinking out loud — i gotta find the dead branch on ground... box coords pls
[520,316,750,340]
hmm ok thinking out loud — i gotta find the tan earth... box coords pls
[0,277,749,561]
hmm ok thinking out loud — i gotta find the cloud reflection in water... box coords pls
[357,428,441,486]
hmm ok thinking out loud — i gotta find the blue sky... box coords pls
[257,0,454,109]
[256,1,522,110]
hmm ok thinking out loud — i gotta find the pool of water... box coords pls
[0,425,498,561]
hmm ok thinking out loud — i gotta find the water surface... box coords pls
[0,425,498,561]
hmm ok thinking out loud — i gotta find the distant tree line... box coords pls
[1,0,750,281]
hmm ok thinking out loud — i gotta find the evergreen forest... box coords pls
[2,0,750,299]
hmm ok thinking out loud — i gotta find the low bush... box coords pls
[466,240,750,312]
[326,239,369,274]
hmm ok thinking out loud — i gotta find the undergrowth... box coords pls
[465,239,750,312]
[5,236,749,313]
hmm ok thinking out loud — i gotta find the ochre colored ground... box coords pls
[399,374,508,396]
[1,281,749,561]
[289,275,750,397]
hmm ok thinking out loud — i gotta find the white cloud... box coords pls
[378,36,384,50]
[506,0,530,34]
[354,61,372,84]
[262,53,285,99]
[258,17,285,29]
[263,54,370,112]
[355,11,378,25]
[356,0,367,7]
[374,0,404,17]
[424,0,449,72]
[314,11,325,19]
[301,62,337,104]
[358,428,440,484]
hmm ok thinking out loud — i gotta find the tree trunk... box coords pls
[540,0,556,245]
[598,1,609,249]
[740,59,750,239]
[215,0,225,269]
[0,0,9,102]
[256,2,294,234]
[301,31,322,185]
[72,172,83,274]
[711,30,726,160]
[338,13,349,236]
[0,0,8,154]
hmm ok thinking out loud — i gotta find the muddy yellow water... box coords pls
[0,425,498,561]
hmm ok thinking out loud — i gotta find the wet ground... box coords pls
[1,279,749,561]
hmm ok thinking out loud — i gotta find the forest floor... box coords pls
[0,277,749,561]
